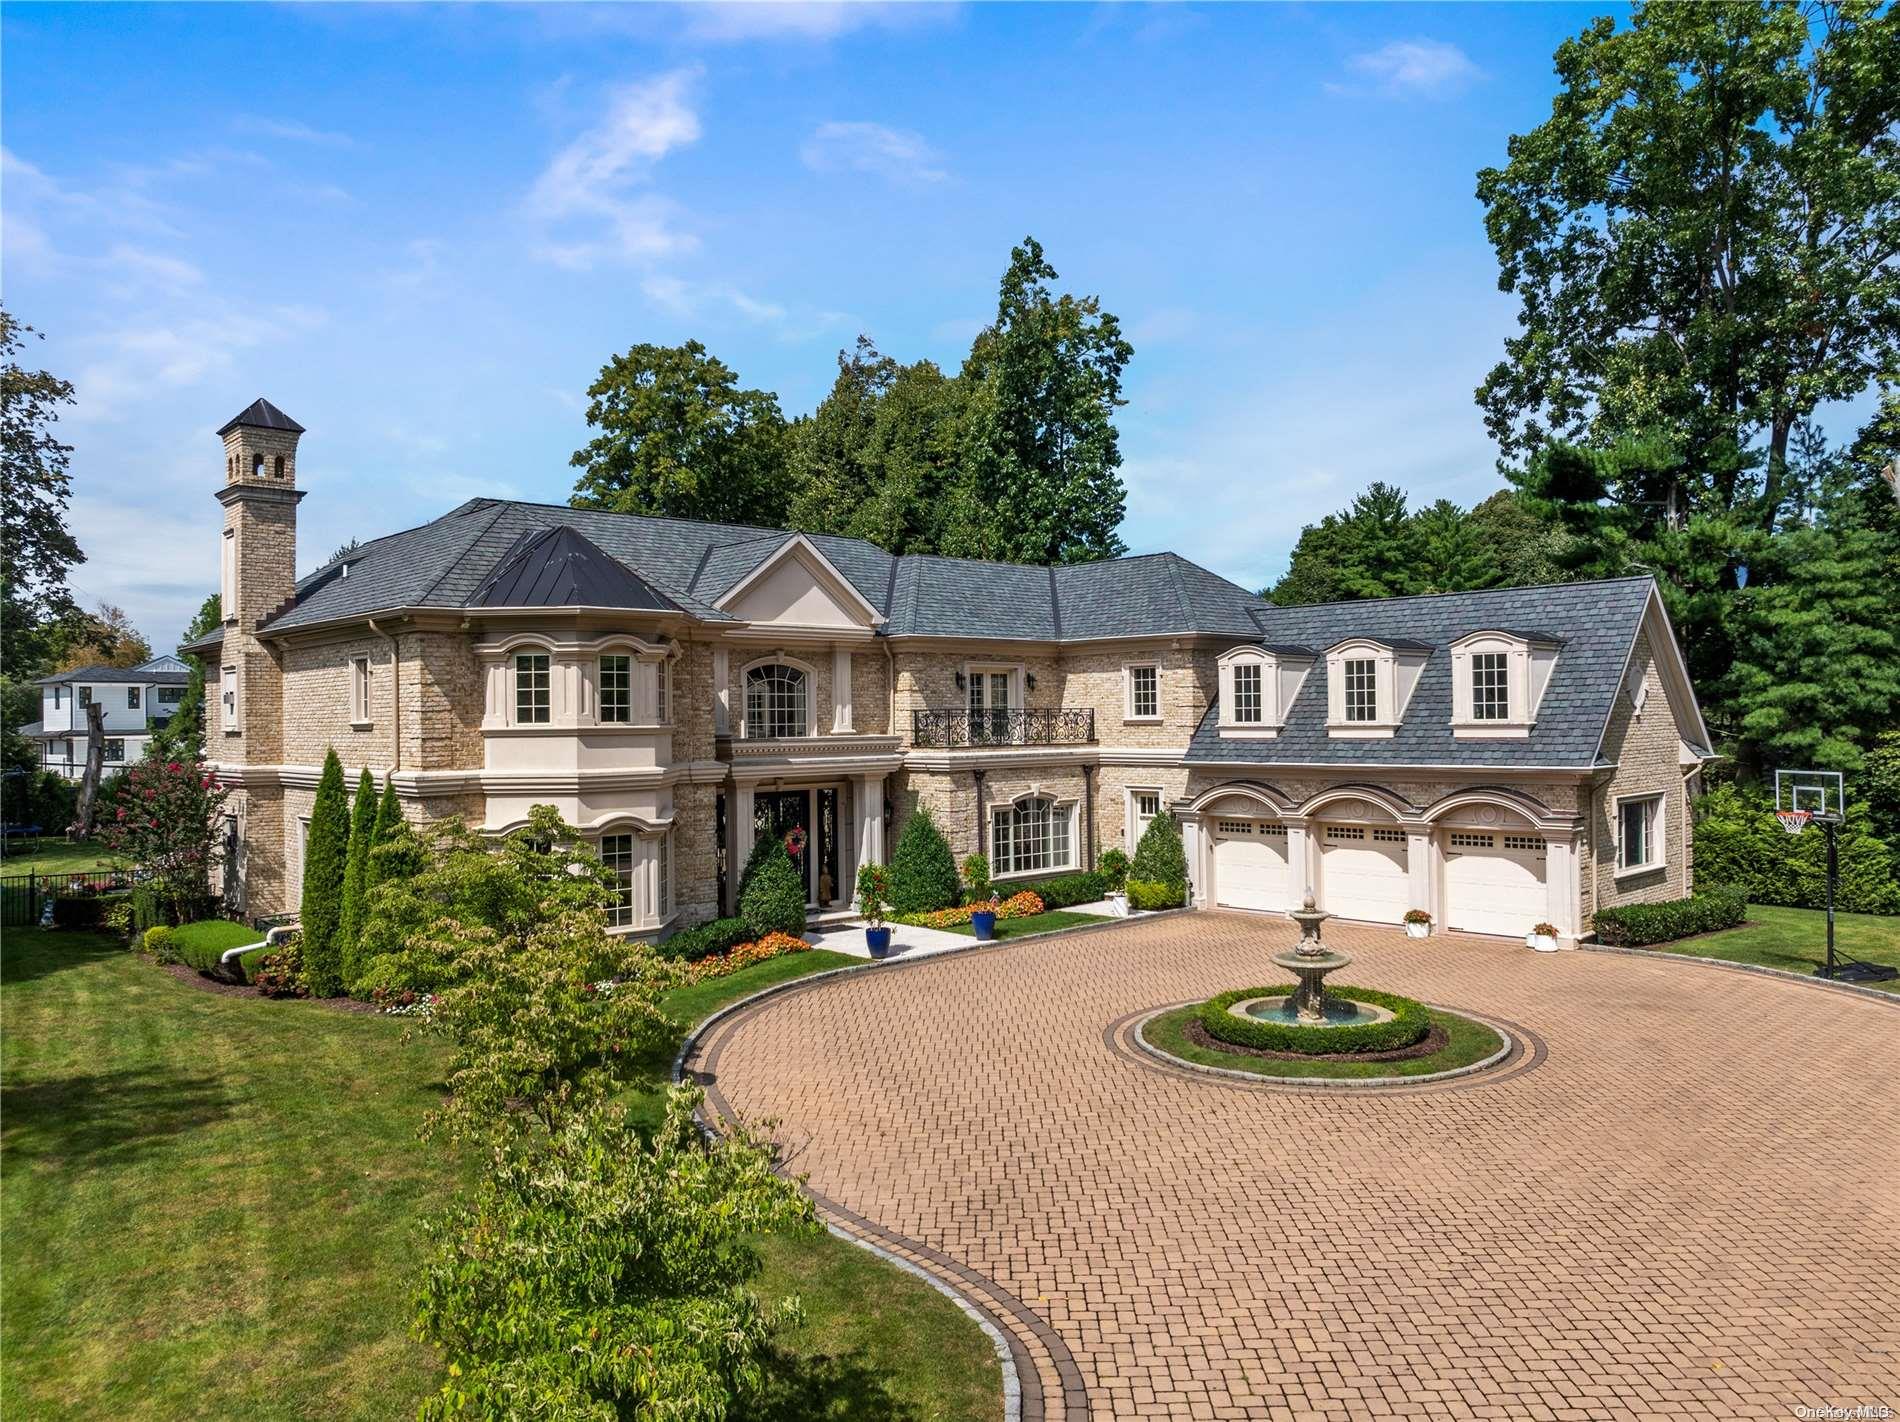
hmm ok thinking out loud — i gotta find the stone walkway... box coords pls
[689,911,1900,1421]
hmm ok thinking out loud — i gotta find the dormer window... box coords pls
[1218,645,1311,739]
[1323,639,1427,738]
[1449,631,1557,739]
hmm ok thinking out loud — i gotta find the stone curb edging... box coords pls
[1129,1002,1521,1090]
[670,910,1182,1422]
[1579,943,1900,1006]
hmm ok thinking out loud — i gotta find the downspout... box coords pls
[882,639,897,740]
[369,617,401,772]
[971,767,986,864]
[1680,761,1700,891]
[1083,764,1096,872]
[220,921,298,980]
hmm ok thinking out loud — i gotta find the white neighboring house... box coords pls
[28,656,193,780]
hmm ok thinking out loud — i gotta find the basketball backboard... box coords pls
[1774,769,1845,823]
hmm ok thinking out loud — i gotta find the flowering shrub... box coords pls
[97,756,230,923]
[687,931,810,983]
[898,890,1044,929]
[378,990,437,1018]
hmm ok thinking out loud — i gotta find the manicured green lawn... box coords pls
[1646,903,1900,991]
[1143,1003,1506,1080]
[946,909,1109,939]
[0,839,123,877]
[1,931,1000,1420]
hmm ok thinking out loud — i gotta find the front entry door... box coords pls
[755,791,812,902]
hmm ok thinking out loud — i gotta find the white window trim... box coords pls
[1323,639,1424,739]
[350,655,373,728]
[1126,786,1164,853]
[220,530,237,624]
[512,650,553,727]
[990,793,1079,880]
[597,826,678,934]
[1217,646,1297,739]
[963,662,1025,707]
[1612,791,1667,877]
[739,654,818,740]
[221,665,240,736]
[1448,631,1542,739]
[1123,662,1161,723]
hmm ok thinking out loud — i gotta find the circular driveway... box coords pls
[689,912,1900,1421]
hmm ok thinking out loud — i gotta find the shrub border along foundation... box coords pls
[1198,985,1430,1055]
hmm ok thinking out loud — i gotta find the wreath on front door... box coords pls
[783,826,807,859]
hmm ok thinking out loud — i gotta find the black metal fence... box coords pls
[0,869,134,927]
[911,707,1096,749]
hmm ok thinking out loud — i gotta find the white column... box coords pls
[1546,835,1578,941]
[855,773,885,870]
[712,647,730,737]
[1406,830,1433,917]
[832,648,854,733]
[731,781,755,916]
[1181,816,1205,907]
[1285,819,1313,903]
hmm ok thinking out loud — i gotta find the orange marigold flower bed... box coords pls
[908,890,1045,930]
[688,931,811,982]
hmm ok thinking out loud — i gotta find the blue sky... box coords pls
[6,1,1842,649]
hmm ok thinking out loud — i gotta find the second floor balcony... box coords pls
[911,707,1096,749]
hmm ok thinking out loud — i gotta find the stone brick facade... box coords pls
[1589,629,1692,917]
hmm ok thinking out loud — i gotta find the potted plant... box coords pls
[1527,921,1560,952]
[1099,847,1130,917]
[961,853,998,941]
[1403,908,1432,939]
[857,863,892,959]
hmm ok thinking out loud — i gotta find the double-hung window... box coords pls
[598,655,631,723]
[1618,795,1663,872]
[992,797,1073,876]
[127,687,141,709]
[656,833,672,919]
[1127,664,1159,720]
[600,833,635,928]
[1231,663,1263,724]
[655,659,669,724]
[1471,653,1509,721]
[515,653,551,724]
[351,657,372,723]
[1343,659,1378,722]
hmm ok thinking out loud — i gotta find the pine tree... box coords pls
[300,750,351,997]
[338,769,377,989]
[887,804,960,914]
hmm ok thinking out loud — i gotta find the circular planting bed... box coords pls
[1140,985,1508,1083]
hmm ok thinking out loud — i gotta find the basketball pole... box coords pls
[1823,818,1838,979]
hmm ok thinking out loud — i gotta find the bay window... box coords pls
[514,653,550,724]
[598,655,630,723]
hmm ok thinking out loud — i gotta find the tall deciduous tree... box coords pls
[948,238,1132,564]
[1,307,84,675]
[1476,3,1900,519]
[52,602,152,672]
[569,340,792,526]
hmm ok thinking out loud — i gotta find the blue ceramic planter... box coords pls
[865,925,892,958]
[970,910,997,941]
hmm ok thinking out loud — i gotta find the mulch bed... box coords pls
[157,958,382,1013]
[1185,1014,1448,1063]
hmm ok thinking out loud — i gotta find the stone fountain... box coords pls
[1229,890,1392,1030]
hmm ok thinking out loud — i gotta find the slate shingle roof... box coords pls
[1187,577,1661,770]
[256,498,1272,640]
[36,663,191,687]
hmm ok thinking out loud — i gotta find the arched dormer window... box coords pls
[1217,645,1311,739]
[1448,631,1558,739]
[744,662,809,739]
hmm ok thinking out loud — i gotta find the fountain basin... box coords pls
[1231,994,1396,1029]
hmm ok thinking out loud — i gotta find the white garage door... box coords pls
[1318,824,1409,924]
[1212,818,1292,912]
[1444,831,1547,937]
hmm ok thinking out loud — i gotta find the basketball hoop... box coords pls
[1774,809,1812,835]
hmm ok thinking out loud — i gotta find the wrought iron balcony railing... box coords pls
[910,707,1096,749]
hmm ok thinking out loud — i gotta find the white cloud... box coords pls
[71,304,326,423]
[526,69,702,269]
[1331,39,1481,98]
[681,2,948,43]
[640,275,847,341]
[233,115,354,147]
[801,121,947,184]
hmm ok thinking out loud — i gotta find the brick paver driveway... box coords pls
[689,912,1900,1421]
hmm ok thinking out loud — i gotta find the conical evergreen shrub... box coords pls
[1129,810,1188,908]
[368,774,403,888]
[888,804,959,913]
[300,750,351,996]
[740,831,807,939]
[338,768,378,989]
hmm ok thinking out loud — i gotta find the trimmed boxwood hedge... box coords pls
[1011,870,1106,909]
[1126,878,1184,911]
[1198,985,1430,1055]
[1591,886,1747,947]
[657,916,751,963]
